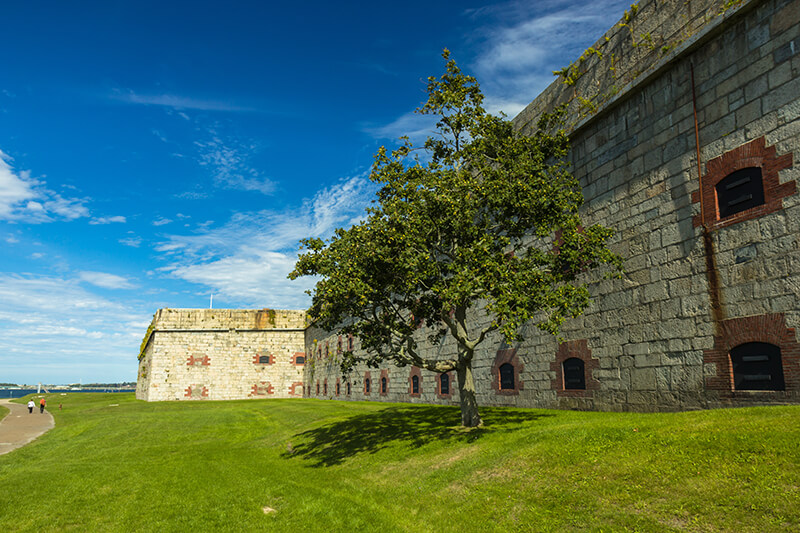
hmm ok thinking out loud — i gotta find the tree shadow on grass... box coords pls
[284,404,553,467]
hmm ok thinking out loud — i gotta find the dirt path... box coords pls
[0,398,55,455]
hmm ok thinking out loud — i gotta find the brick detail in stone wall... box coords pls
[184,385,209,399]
[335,377,341,396]
[292,352,306,365]
[703,313,800,394]
[550,339,600,397]
[492,348,524,396]
[380,369,389,396]
[408,366,422,397]
[187,355,210,367]
[363,371,371,396]
[436,372,454,399]
[289,381,303,396]
[692,137,795,230]
[250,382,275,396]
[252,353,275,365]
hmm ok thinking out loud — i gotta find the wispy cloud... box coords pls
[152,217,172,226]
[79,271,136,290]
[90,215,126,225]
[119,236,142,248]
[110,89,257,112]
[0,273,150,382]
[363,111,438,145]
[467,0,630,116]
[0,149,89,223]
[156,173,376,309]
[194,134,275,195]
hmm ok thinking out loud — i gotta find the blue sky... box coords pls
[0,0,630,384]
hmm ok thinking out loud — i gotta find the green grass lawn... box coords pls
[1,394,798,532]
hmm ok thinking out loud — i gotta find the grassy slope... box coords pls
[0,394,798,532]
[0,404,8,422]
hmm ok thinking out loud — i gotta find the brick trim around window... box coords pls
[253,353,275,365]
[704,313,800,395]
[288,381,303,396]
[491,348,524,396]
[250,382,275,396]
[550,339,600,397]
[692,136,795,230]
[380,369,389,396]
[187,355,210,366]
[363,371,371,396]
[436,371,454,399]
[408,366,422,397]
[292,352,306,365]
[184,385,208,398]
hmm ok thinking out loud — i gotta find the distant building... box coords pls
[136,309,306,401]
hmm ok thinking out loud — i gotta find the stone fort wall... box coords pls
[302,0,800,411]
[136,0,799,410]
[136,309,306,401]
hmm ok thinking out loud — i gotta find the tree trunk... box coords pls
[456,362,483,427]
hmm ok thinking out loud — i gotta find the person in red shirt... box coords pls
[39,397,46,414]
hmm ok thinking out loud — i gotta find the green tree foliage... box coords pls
[290,51,622,427]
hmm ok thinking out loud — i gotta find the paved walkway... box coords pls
[0,399,55,455]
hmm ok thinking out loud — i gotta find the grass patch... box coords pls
[1,393,798,531]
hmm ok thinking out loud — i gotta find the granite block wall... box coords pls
[136,309,306,401]
[302,0,800,412]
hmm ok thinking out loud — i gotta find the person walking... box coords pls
[27,399,35,414]
[39,397,46,414]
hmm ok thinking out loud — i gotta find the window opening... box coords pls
[716,167,765,219]
[336,382,340,395]
[295,355,305,364]
[381,377,387,394]
[499,363,515,390]
[731,342,785,391]
[316,383,320,395]
[440,373,450,395]
[258,355,270,364]
[323,382,327,395]
[563,357,586,390]
[411,375,419,394]
[346,382,351,395]
[365,378,371,393]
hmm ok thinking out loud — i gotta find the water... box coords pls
[1,389,135,399]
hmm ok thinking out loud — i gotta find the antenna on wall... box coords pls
[210,293,213,309]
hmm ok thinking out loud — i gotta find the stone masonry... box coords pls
[303,0,800,412]
[137,0,799,411]
[136,309,306,401]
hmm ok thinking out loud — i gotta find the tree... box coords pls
[290,51,622,427]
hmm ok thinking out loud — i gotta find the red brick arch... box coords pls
[692,137,795,230]
[704,313,800,394]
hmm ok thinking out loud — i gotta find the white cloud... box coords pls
[194,135,275,194]
[90,215,127,225]
[152,217,172,226]
[5,235,19,243]
[119,236,142,248]
[156,173,376,309]
[79,271,136,290]
[0,149,89,223]
[110,89,257,112]
[0,273,151,383]
[363,111,438,145]
[467,0,631,117]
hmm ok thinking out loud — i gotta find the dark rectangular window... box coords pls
[731,342,784,391]
[716,167,764,219]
